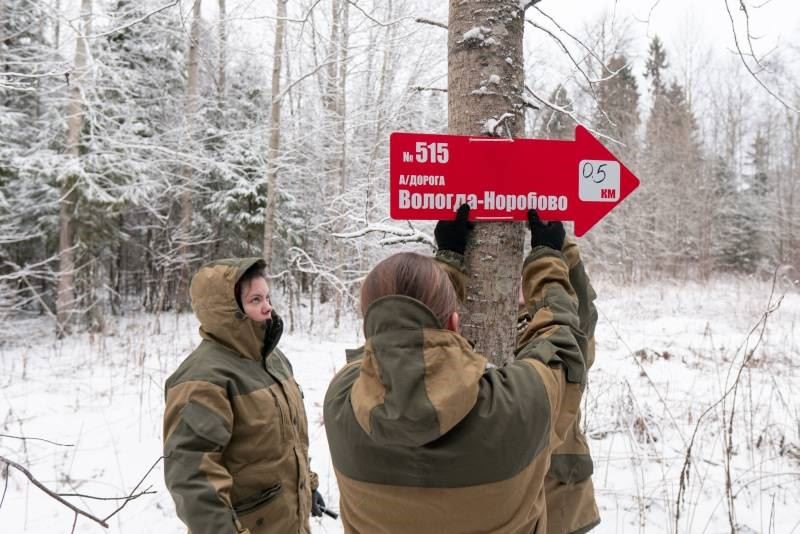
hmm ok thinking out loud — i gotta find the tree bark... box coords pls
[333,0,349,328]
[57,0,92,336]
[176,0,202,311]
[217,0,227,114]
[54,0,60,50]
[448,0,526,364]
[263,0,288,269]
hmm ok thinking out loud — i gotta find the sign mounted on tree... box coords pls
[389,126,640,236]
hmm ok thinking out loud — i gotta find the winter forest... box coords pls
[1,0,800,533]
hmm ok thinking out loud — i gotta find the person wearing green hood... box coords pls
[163,258,324,534]
[324,205,590,533]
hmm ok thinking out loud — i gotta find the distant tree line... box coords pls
[1,0,797,335]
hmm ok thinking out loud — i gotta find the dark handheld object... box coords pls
[527,209,565,251]
[312,489,338,519]
[434,203,475,255]
[319,504,339,520]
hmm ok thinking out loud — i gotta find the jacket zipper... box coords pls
[271,389,286,441]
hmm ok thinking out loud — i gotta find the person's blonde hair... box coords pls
[360,252,458,327]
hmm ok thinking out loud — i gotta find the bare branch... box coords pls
[415,17,447,30]
[87,0,181,39]
[0,456,110,528]
[523,84,624,146]
[1,463,8,511]
[59,487,156,501]
[101,455,166,522]
[529,6,609,71]
[520,0,545,10]
[0,434,74,448]
[738,0,761,68]
[674,272,784,530]
[411,86,447,93]
[346,1,411,27]
[525,19,616,129]
[723,0,799,112]
[332,223,421,240]
[379,233,434,247]
[272,60,339,105]
[0,69,71,79]
[0,455,165,528]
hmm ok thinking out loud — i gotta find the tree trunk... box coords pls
[448,1,525,364]
[263,0,287,269]
[362,0,395,277]
[57,0,92,336]
[176,0,202,311]
[333,0,349,328]
[217,0,227,115]
[54,0,60,49]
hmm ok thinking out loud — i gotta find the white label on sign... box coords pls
[579,160,620,202]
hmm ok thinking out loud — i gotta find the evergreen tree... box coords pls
[644,36,668,96]
[594,55,640,153]
[0,0,63,313]
[536,85,573,140]
[590,54,641,278]
[642,36,704,275]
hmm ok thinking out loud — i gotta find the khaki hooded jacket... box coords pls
[324,246,588,534]
[163,258,314,534]
[541,240,600,534]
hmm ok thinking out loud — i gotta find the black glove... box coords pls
[527,209,565,251]
[434,204,474,255]
[311,489,326,518]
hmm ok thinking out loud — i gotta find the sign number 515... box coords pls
[415,142,449,164]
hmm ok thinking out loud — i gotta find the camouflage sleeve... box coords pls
[515,246,586,386]
[163,380,244,534]
[510,245,586,450]
[433,249,467,303]
[562,238,598,370]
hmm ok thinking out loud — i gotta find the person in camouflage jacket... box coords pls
[163,258,321,534]
[517,240,600,534]
[324,206,590,533]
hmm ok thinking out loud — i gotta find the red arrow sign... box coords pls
[389,126,639,236]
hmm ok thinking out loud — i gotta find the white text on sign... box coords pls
[398,191,568,212]
[402,142,450,164]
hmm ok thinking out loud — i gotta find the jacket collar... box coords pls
[352,296,487,447]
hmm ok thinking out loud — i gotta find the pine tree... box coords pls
[536,85,573,140]
[594,55,640,153]
[590,54,641,278]
[644,36,668,96]
[642,36,704,275]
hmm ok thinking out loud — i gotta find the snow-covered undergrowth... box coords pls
[1,278,798,533]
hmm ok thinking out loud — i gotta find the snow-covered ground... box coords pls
[1,277,799,533]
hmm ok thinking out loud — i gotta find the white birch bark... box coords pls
[57,0,92,335]
[263,0,288,269]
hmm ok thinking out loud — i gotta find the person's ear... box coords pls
[446,311,460,333]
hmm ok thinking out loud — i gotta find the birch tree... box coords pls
[57,0,92,335]
[176,0,202,310]
[263,0,287,269]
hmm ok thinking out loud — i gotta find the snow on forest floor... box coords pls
[1,277,799,534]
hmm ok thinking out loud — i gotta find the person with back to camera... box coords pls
[540,239,600,534]
[323,204,591,533]
[163,258,326,534]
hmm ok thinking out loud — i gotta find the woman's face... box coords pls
[241,277,272,323]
